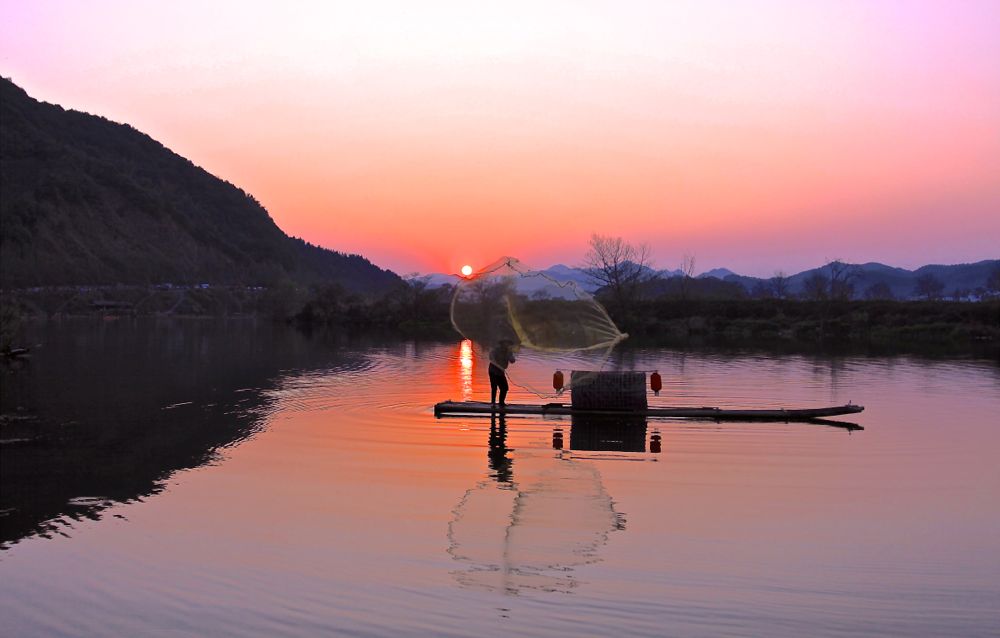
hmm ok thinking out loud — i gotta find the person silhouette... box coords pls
[488,339,516,408]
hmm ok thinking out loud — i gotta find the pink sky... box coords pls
[2,0,998,276]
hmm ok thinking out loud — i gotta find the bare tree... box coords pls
[677,253,697,300]
[950,288,970,301]
[769,271,790,299]
[680,254,696,278]
[750,280,773,299]
[582,234,653,317]
[863,281,894,301]
[827,259,858,301]
[802,271,829,301]
[914,273,945,300]
[400,275,436,319]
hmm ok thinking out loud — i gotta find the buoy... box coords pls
[650,371,662,396]
[553,370,564,392]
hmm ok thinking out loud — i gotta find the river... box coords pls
[1,319,998,636]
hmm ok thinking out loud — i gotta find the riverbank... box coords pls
[4,287,998,354]
[621,298,1000,354]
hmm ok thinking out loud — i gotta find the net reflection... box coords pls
[448,414,624,595]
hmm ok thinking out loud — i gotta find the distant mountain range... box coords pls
[710,260,1000,299]
[0,78,399,292]
[415,264,600,292]
[416,260,1000,300]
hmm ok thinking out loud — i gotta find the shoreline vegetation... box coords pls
[3,281,998,357]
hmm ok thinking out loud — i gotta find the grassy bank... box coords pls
[4,286,998,354]
[622,298,1000,349]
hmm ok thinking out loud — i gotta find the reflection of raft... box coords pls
[434,400,864,422]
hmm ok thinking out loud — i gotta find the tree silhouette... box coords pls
[863,281,894,301]
[677,253,697,301]
[914,274,945,300]
[750,281,773,299]
[582,234,653,319]
[802,272,829,301]
[769,271,790,299]
[987,267,1000,298]
[828,260,858,301]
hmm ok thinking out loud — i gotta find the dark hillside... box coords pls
[0,78,399,292]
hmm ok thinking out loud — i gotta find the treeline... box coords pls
[634,260,1000,304]
[286,275,1000,349]
[5,278,998,353]
[609,274,999,352]
[0,278,458,342]
[565,234,1000,351]
[292,281,1000,351]
[287,279,453,335]
[619,297,1000,348]
[732,266,1000,302]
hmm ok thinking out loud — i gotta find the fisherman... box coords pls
[488,339,516,408]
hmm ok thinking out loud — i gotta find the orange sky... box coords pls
[2,1,998,276]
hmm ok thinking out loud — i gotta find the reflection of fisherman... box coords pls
[488,413,512,483]
[488,339,516,407]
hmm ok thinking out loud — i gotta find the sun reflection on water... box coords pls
[459,339,474,401]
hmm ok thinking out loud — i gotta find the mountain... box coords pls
[412,272,461,288]
[705,260,998,299]
[418,259,1000,300]
[912,262,998,294]
[415,263,601,292]
[780,261,999,299]
[658,267,686,278]
[542,264,599,290]
[697,268,736,280]
[0,78,399,292]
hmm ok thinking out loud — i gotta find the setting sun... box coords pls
[460,265,473,277]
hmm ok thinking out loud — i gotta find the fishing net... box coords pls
[450,257,627,395]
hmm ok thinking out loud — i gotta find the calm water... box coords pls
[1,319,998,637]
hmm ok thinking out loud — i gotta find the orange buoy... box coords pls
[553,370,564,392]
[650,371,662,395]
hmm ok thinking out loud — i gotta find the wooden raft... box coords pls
[433,400,864,421]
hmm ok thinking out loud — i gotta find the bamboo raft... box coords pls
[433,400,864,422]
